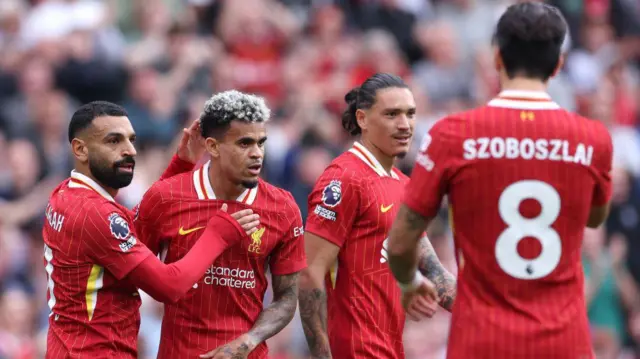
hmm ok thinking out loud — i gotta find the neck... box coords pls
[73,164,118,198]
[359,137,394,173]
[208,161,246,201]
[500,76,548,93]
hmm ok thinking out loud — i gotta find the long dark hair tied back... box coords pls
[340,73,408,137]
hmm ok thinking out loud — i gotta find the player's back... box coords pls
[43,174,145,359]
[430,92,611,359]
[135,163,305,359]
[306,142,411,359]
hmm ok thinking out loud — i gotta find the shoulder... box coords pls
[567,113,612,148]
[317,152,366,187]
[257,180,300,215]
[416,113,473,150]
[141,171,194,205]
[62,184,121,220]
[79,200,132,239]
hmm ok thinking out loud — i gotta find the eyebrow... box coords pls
[237,136,268,143]
[385,107,417,112]
[103,132,136,139]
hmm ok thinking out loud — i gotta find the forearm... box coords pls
[158,154,195,181]
[417,237,456,311]
[127,214,242,303]
[299,269,331,358]
[388,205,430,284]
[246,273,299,348]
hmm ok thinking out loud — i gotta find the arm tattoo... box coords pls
[404,205,428,231]
[388,205,430,284]
[418,237,457,311]
[247,272,299,346]
[299,287,331,359]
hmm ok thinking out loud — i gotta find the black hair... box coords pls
[493,2,567,81]
[341,73,408,136]
[68,101,128,143]
[200,90,271,139]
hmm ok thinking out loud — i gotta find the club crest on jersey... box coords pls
[108,213,130,240]
[321,180,342,207]
[248,227,265,254]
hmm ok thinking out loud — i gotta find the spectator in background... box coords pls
[122,66,178,147]
[413,21,474,111]
[0,284,37,359]
[583,227,627,359]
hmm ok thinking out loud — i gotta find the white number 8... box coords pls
[495,180,561,280]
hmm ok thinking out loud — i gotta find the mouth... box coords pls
[247,164,262,176]
[116,163,135,174]
[393,134,411,145]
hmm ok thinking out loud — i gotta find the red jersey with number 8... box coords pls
[404,90,612,359]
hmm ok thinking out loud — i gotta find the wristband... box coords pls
[397,271,425,293]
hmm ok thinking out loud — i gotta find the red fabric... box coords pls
[613,88,638,126]
[135,165,306,359]
[43,181,152,359]
[405,100,612,358]
[159,154,195,181]
[305,148,410,359]
[126,211,244,303]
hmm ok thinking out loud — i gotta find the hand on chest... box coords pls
[166,201,283,259]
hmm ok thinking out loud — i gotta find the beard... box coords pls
[241,179,259,189]
[88,154,135,190]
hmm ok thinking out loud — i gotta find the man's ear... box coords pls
[205,137,220,159]
[356,109,368,132]
[71,138,89,163]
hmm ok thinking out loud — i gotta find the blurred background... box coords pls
[0,0,639,358]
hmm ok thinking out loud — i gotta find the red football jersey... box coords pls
[43,171,153,359]
[306,141,411,359]
[405,90,613,359]
[135,161,306,359]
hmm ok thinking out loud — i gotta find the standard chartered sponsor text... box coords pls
[204,266,256,289]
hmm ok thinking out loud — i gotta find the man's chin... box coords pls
[395,151,408,159]
[110,174,134,189]
[241,179,259,189]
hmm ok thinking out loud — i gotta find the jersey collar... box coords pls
[348,142,400,180]
[488,90,561,110]
[192,161,258,204]
[68,170,115,202]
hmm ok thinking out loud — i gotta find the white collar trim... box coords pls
[68,170,115,202]
[193,161,258,204]
[347,142,399,180]
[488,90,560,110]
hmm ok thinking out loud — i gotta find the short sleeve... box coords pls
[590,125,613,206]
[83,204,153,280]
[305,165,360,248]
[404,119,456,218]
[270,198,307,275]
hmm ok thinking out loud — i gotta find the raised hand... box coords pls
[177,119,206,164]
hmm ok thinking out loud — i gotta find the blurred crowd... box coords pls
[0,0,639,358]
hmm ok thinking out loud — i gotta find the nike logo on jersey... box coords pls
[380,204,394,213]
[179,226,205,235]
